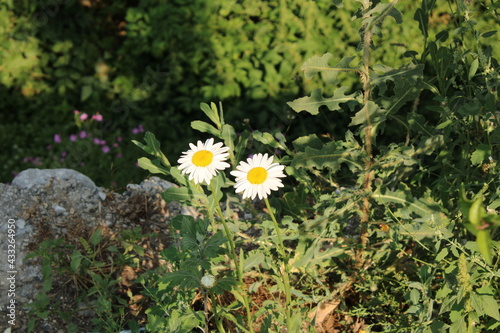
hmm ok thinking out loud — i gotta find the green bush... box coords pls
[5,0,498,186]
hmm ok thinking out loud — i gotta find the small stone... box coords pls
[17,218,26,228]
[53,204,66,216]
[126,184,141,192]
[98,189,106,201]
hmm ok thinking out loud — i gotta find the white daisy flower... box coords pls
[230,153,286,200]
[177,138,230,184]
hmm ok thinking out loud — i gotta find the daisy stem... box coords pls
[210,182,255,333]
[264,197,293,331]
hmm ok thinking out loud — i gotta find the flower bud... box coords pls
[201,274,216,289]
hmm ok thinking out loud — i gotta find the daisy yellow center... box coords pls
[247,167,268,184]
[192,150,213,167]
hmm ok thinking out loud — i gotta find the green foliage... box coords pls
[21,0,500,331]
[7,0,495,186]
[25,228,148,332]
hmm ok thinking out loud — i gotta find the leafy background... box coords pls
[2,0,497,187]
[4,0,499,332]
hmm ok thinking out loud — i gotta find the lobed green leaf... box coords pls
[288,86,360,115]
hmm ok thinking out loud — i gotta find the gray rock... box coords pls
[12,168,97,191]
[0,170,197,331]
[126,176,175,195]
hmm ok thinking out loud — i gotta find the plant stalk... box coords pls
[210,182,255,333]
[264,197,293,332]
[358,0,375,268]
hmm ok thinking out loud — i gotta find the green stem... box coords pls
[264,197,293,331]
[203,290,210,333]
[210,182,255,333]
[210,291,225,333]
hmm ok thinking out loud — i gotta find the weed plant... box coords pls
[26,1,499,332]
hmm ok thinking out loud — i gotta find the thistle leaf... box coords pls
[291,140,364,172]
[373,185,451,240]
[288,87,360,115]
[292,134,324,152]
[350,101,385,126]
[372,64,424,115]
[301,54,357,84]
[364,2,403,29]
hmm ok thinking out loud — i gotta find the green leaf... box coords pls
[363,2,403,36]
[170,166,187,186]
[459,185,474,219]
[244,251,265,271]
[212,276,238,295]
[476,230,493,265]
[144,132,161,154]
[200,102,221,128]
[163,270,201,289]
[252,130,287,150]
[171,214,195,231]
[191,120,220,137]
[131,139,152,155]
[435,248,448,262]
[470,144,491,166]
[293,238,345,270]
[134,132,171,167]
[137,157,170,175]
[282,185,311,218]
[90,228,103,246]
[373,185,451,240]
[301,54,357,85]
[481,30,497,38]
[291,140,363,172]
[468,58,479,80]
[70,250,83,272]
[292,134,324,152]
[476,286,500,320]
[372,64,424,115]
[414,8,428,38]
[207,172,227,216]
[449,316,466,333]
[349,101,387,138]
[162,186,207,206]
[287,86,360,115]
[81,85,92,101]
[203,231,227,259]
[373,185,442,217]
[234,130,250,162]
[145,132,171,167]
[332,0,343,8]
[221,124,236,159]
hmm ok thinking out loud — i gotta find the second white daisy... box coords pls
[230,153,286,200]
[177,138,230,184]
